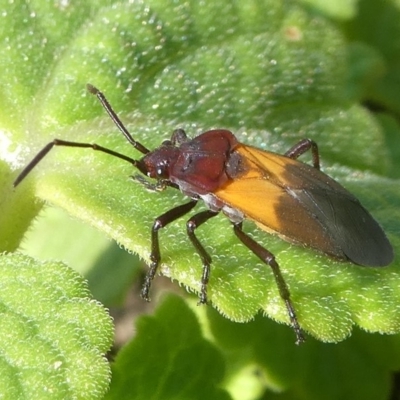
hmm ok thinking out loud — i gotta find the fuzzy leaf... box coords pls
[0,253,113,399]
[2,0,399,346]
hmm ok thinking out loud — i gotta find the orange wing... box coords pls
[214,144,393,266]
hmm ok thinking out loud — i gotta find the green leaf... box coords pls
[0,159,42,252]
[105,295,230,400]
[299,0,359,20]
[344,0,400,114]
[2,0,400,345]
[375,112,400,179]
[208,307,400,400]
[21,206,141,306]
[0,253,113,399]
[344,42,386,101]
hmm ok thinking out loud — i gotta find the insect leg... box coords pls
[131,174,179,192]
[186,210,220,305]
[142,199,198,301]
[232,222,305,344]
[13,139,142,187]
[284,138,320,170]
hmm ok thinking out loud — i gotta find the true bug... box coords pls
[14,84,393,344]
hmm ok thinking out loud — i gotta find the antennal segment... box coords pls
[87,84,150,155]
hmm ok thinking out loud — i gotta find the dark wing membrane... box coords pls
[292,186,393,266]
[215,145,393,266]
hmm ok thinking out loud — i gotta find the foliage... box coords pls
[1,0,400,398]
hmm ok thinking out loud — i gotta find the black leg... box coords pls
[131,174,179,192]
[285,138,320,170]
[186,210,219,304]
[233,222,305,344]
[141,199,198,301]
[13,139,141,187]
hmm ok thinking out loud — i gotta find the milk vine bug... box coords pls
[14,84,393,344]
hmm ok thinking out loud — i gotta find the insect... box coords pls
[14,84,393,344]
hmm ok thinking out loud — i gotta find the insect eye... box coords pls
[156,164,169,178]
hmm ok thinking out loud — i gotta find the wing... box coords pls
[214,144,393,267]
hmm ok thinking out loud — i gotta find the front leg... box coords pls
[141,199,198,301]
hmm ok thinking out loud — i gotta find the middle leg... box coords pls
[186,210,220,304]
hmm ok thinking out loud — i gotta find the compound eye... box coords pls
[155,163,168,178]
